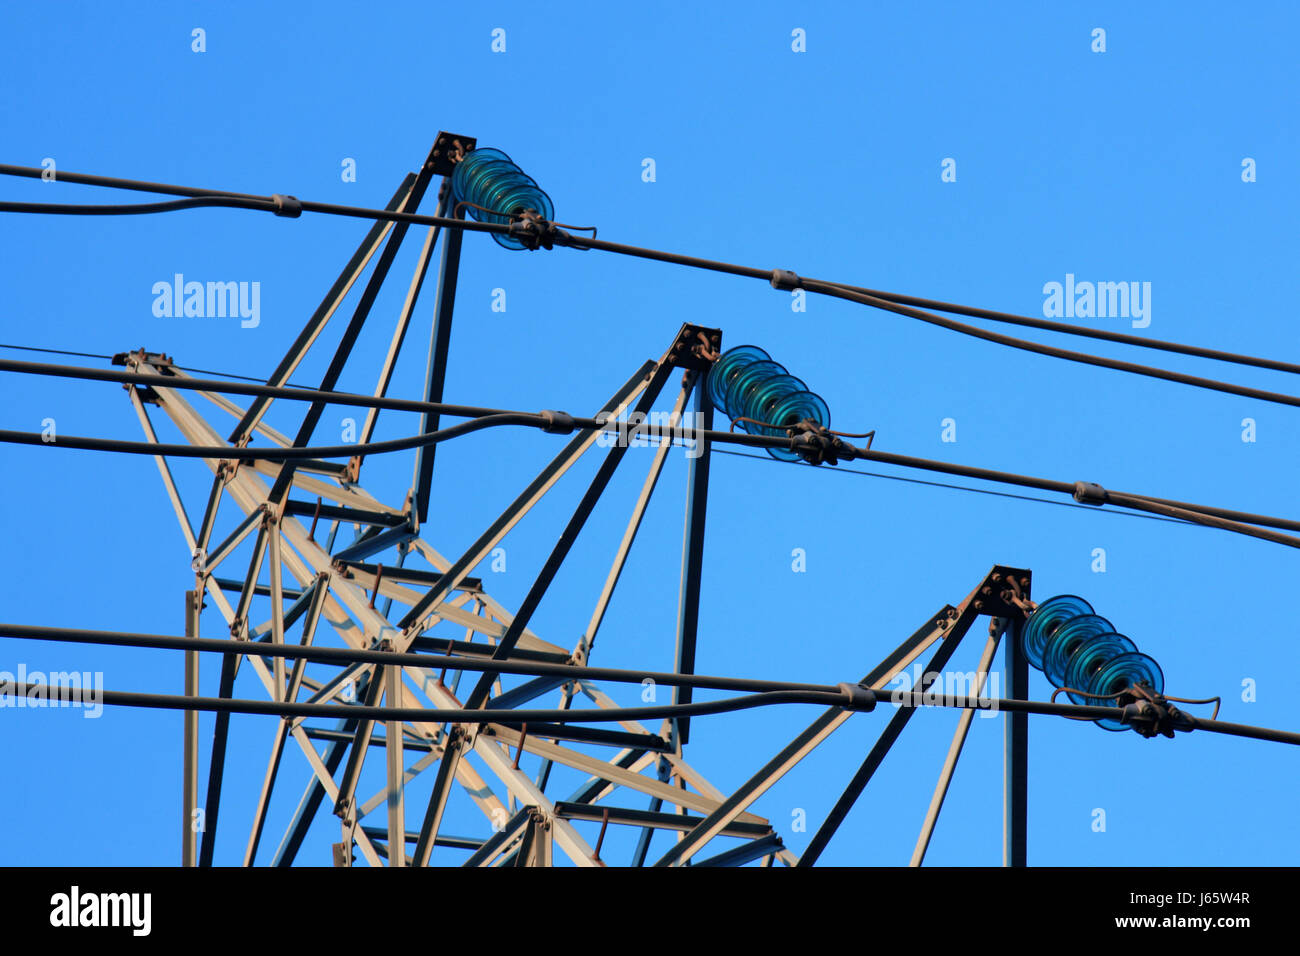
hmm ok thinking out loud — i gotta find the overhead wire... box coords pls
[0,345,1264,532]
[824,283,1300,377]
[798,277,1300,411]
[0,343,303,385]
[0,413,536,460]
[2,167,1298,759]
[4,166,1300,548]
[5,354,1300,548]
[3,161,1298,410]
[0,196,283,217]
[4,622,1297,745]
[710,447,1190,526]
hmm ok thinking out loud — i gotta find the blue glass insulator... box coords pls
[450,147,554,250]
[1063,632,1138,705]
[706,345,771,409]
[705,345,832,461]
[1021,595,1094,671]
[1089,652,1165,732]
[724,361,793,419]
[755,382,830,432]
[738,374,808,432]
[1042,614,1117,687]
[1022,594,1170,734]
[758,388,832,461]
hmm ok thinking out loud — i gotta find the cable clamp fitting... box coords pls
[770,269,801,291]
[1118,684,1196,739]
[837,682,877,712]
[509,209,561,250]
[1073,481,1107,506]
[539,410,576,434]
[790,420,845,466]
[271,194,303,218]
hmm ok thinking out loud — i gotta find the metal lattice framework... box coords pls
[6,127,1300,869]
[87,135,1038,867]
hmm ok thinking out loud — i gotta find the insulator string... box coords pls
[450,147,553,250]
[705,345,831,461]
[1022,595,1165,732]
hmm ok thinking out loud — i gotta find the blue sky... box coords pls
[1,1,1297,866]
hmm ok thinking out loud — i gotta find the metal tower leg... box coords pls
[1003,615,1028,867]
[182,589,200,867]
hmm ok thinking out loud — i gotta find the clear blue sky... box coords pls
[1,1,1297,866]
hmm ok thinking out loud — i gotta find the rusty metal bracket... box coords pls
[666,323,723,371]
[429,131,479,176]
[972,566,1033,617]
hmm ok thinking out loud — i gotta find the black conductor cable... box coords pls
[4,355,1300,547]
[795,276,1300,411]
[825,282,1300,377]
[7,162,1298,405]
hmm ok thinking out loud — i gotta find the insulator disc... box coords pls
[1063,632,1138,705]
[1021,595,1094,671]
[1090,652,1165,732]
[724,361,794,421]
[1042,614,1117,687]
[705,345,771,410]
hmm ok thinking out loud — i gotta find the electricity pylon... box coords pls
[115,135,1016,866]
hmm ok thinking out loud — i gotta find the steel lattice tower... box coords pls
[97,135,1026,866]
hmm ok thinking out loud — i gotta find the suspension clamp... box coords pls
[509,210,561,250]
[1118,684,1196,739]
[789,420,846,466]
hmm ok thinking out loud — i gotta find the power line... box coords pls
[799,278,1300,411]
[0,346,1282,539]
[172,365,279,384]
[0,342,114,362]
[4,159,1299,546]
[0,342,307,385]
[827,284,1300,377]
[0,195,284,217]
[9,680,1287,744]
[6,353,1300,549]
[0,413,536,461]
[710,447,1189,527]
[0,623,832,695]
[2,681,845,725]
[6,154,1295,866]
[851,444,1300,550]
[0,355,520,419]
[5,623,1297,746]
[5,162,1297,410]
[0,162,512,236]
